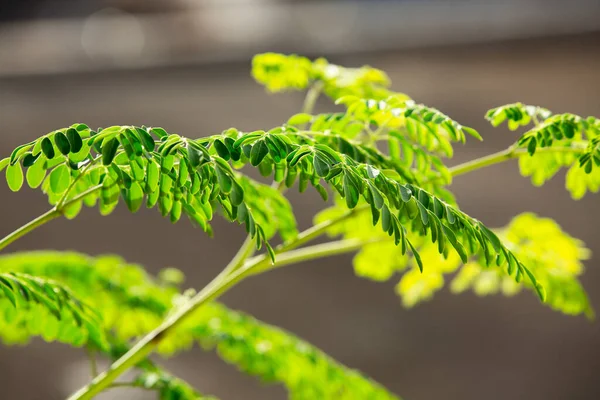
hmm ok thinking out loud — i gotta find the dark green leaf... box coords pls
[54,132,71,155]
[215,166,233,194]
[230,180,244,206]
[22,152,40,167]
[41,137,55,159]
[527,137,537,155]
[66,128,83,153]
[343,173,359,209]
[250,140,269,166]
[102,138,119,166]
[313,154,330,177]
[214,140,230,160]
[135,127,156,152]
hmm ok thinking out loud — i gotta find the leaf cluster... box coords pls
[487,103,600,198]
[0,251,398,399]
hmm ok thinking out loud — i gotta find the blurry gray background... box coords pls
[1,1,600,399]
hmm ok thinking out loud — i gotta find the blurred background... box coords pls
[1,0,600,399]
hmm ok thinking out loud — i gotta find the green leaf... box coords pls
[6,163,24,192]
[54,131,71,155]
[250,140,269,166]
[26,159,46,189]
[230,180,244,206]
[215,166,233,194]
[527,137,537,155]
[187,145,202,167]
[0,158,9,172]
[41,137,55,159]
[9,142,34,165]
[313,154,330,177]
[49,164,70,194]
[213,140,230,160]
[287,113,313,125]
[135,127,156,152]
[101,138,119,165]
[146,160,160,192]
[66,128,83,153]
[342,173,359,209]
[124,182,144,213]
[22,152,40,168]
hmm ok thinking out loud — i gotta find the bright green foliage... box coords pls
[179,303,399,400]
[0,100,538,294]
[134,370,218,400]
[0,52,598,399]
[0,271,106,348]
[0,251,398,399]
[451,213,593,318]
[0,252,175,344]
[252,52,393,101]
[487,103,600,198]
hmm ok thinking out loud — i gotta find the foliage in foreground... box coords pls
[0,52,597,399]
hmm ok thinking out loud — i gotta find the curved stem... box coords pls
[221,235,256,275]
[57,157,99,208]
[66,208,372,399]
[0,184,102,253]
[0,208,61,252]
[245,238,381,275]
[301,82,323,115]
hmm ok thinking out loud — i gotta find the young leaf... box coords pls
[49,164,70,194]
[66,128,83,153]
[6,163,24,192]
[41,137,55,159]
[54,132,71,155]
[102,138,119,166]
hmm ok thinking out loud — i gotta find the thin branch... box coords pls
[448,145,585,179]
[87,347,99,378]
[0,177,102,253]
[301,82,323,115]
[246,238,382,275]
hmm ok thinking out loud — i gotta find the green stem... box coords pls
[221,235,256,275]
[448,145,585,179]
[57,157,98,208]
[87,347,98,378]
[246,238,380,275]
[0,208,60,252]
[301,82,323,115]
[66,231,374,400]
[0,184,102,253]
[278,204,369,254]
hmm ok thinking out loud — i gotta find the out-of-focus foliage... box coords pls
[0,251,399,399]
[0,271,106,349]
[0,52,597,399]
[252,52,393,100]
[452,213,593,318]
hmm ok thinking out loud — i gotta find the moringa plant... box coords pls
[0,52,597,399]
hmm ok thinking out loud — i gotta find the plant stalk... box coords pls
[66,234,374,399]
[448,145,585,179]
[301,82,323,115]
[0,185,102,253]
